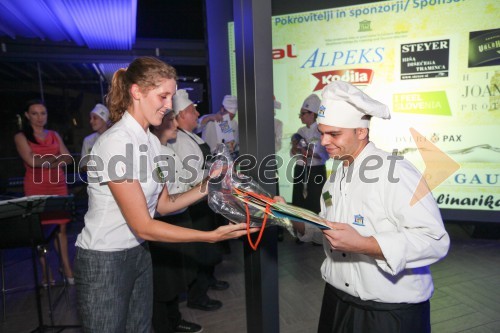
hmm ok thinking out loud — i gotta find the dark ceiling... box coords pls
[0,0,380,164]
[136,1,205,40]
[0,1,206,95]
[0,0,207,162]
[0,0,380,94]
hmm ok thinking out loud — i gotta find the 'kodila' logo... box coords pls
[312,69,373,91]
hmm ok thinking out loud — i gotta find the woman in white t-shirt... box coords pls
[74,57,255,333]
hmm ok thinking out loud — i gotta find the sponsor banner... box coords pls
[448,170,499,187]
[393,91,451,116]
[434,192,500,210]
[312,69,373,91]
[400,39,450,80]
[459,70,500,113]
[468,29,500,68]
[229,0,500,211]
[378,125,500,164]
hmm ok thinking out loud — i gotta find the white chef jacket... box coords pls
[297,122,328,167]
[81,132,100,157]
[169,129,207,187]
[76,112,164,251]
[155,144,191,215]
[300,142,450,303]
[202,118,239,154]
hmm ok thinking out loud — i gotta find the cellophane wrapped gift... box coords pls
[207,144,295,236]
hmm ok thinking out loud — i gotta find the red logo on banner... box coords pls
[312,69,373,91]
[272,44,298,60]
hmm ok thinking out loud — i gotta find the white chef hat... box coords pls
[222,95,238,114]
[273,96,281,110]
[317,81,390,128]
[173,89,194,115]
[301,94,321,114]
[90,103,110,122]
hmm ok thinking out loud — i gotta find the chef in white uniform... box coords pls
[81,103,110,156]
[169,89,209,187]
[294,81,450,333]
[169,89,228,312]
[201,95,239,157]
[294,94,329,215]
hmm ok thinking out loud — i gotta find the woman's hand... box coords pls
[209,222,259,242]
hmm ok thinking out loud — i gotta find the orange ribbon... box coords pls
[234,187,274,250]
[243,197,270,251]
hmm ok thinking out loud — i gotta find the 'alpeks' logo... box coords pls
[312,69,373,91]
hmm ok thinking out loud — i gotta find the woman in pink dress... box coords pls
[14,99,75,285]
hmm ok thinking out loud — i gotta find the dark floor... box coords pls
[1,211,499,332]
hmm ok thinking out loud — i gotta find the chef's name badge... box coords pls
[322,191,332,207]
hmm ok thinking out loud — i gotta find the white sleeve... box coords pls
[195,115,210,134]
[201,122,219,153]
[373,160,450,275]
[87,131,137,184]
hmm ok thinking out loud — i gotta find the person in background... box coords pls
[80,103,110,173]
[150,110,201,333]
[196,111,223,133]
[289,94,328,245]
[201,95,239,158]
[74,57,254,333]
[14,99,75,286]
[81,103,110,156]
[296,93,329,214]
[292,81,450,333]
[290,132,308,209]
[170,89,230,312]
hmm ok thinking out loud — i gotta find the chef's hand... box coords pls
[323,222,384,259]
